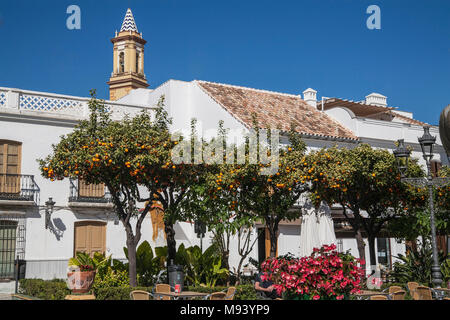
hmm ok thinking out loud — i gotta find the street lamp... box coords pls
[392,139,410,178]
[45,197,55,229]
[393,126,450,288]
[194,220,206,252]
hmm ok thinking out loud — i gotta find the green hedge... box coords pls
[19,279,71,300]
[18,279,258,300]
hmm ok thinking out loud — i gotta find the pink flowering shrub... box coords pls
[260,244,365,300]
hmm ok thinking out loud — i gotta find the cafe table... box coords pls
[431,287,450,300]
[153,291,209,300]
[352,290,391,300]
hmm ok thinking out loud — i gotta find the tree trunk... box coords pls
[268,222,279,258]
[355,229,366,266]
[126,239,138,287]
[367,234,377,274]
[164,221,177,263]
[222,250,230,271]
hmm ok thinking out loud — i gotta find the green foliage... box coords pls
[93,267,130,292]
[37,92,187,286]
[18,279,70,300]
[120,240,166,286]
[304,144,426,265]
[68,251,111,272]
[18,279,258,300]
[208,123,308,258]
[391,240,448,286]
[388,166,450,240]
[176,243,229,287]
[440,258,450,285]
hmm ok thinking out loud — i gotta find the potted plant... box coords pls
[67,252,109,294]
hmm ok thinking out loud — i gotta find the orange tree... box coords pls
[180,124,258,274]
[38,92,197,286]
[304,144,424,272]
[138,119,209,263]
[388,165,450,245]
[211,125,309,259]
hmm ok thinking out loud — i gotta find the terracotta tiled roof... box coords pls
[196,81,358,141]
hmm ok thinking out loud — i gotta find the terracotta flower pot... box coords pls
[67,270,96,294]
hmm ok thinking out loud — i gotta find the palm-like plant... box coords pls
[391,239,448,286]
[68,252,111,272]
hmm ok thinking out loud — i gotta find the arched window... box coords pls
[136,52,140,73]
[119,52,125,73]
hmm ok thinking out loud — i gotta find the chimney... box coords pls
[365,93,387,107]
[303,88,317,108]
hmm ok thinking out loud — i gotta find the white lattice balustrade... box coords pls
[0,87,153,121]
[0,91,6,107]
[19,93,84,116]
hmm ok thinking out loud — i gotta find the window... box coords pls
[0,220,17,279]
[431,160,442,178]
[0,141,21,194]
[136,52,140,73]
[74,221,106,257]
[376,238,391,268]
[119,52,125,73]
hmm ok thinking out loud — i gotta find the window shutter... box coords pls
[74,221,106,257]
[78,179,105,198]
[0,141,21,194]
[90,223,106,255]
[74,222,89,255]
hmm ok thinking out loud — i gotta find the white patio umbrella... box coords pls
[316,201,337,246]
[299,198,337,257]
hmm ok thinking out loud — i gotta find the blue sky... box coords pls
[0,0,448,125]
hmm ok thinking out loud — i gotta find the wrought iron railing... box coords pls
[69,179,112,203]
[0,174,40,203]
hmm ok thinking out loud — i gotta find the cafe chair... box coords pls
[387,286,402,294]
[390,290,406,300]
[407,282,419,299]
[370,295,388,300]
[208,292,227,300]
[130,290,152,300]
[414,286,433,300]
[153,284,173,301]
[223,287,236,300]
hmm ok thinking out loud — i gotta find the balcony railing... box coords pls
[0,174,40,203]
[69,179,112,203]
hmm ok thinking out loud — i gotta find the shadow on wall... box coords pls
[48,218,66,240]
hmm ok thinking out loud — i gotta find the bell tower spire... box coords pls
[107,8,149,101]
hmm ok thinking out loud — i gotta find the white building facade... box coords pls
[0,9,448,284]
